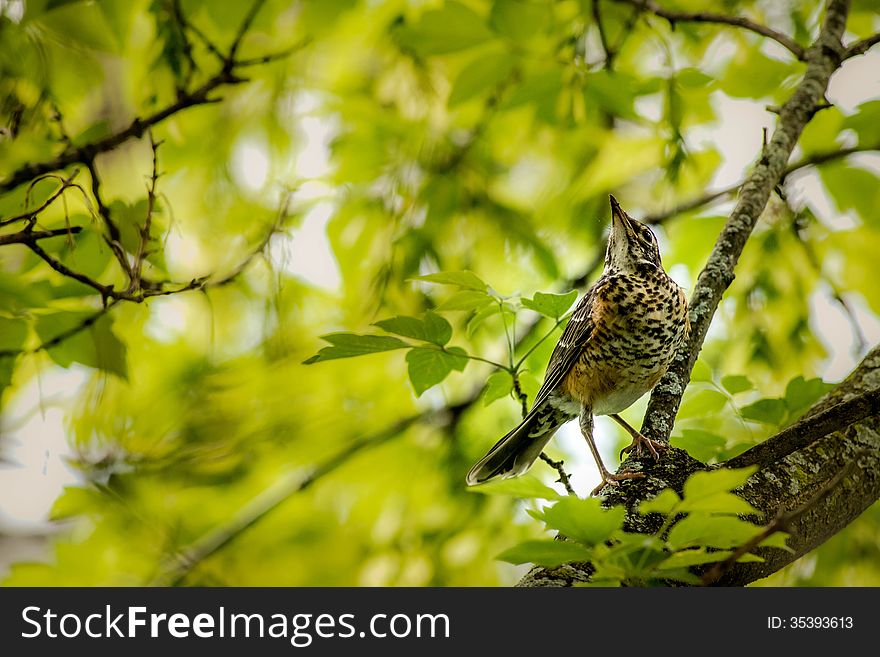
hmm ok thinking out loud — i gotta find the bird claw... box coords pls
[619,432,668,461]
[590,470,646,497]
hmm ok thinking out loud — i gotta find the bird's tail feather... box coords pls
[466,407,560,486]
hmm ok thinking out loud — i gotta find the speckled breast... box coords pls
[563,270,689,416]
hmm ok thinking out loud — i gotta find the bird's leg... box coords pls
[579,410,644,497]
[610,413,668,461]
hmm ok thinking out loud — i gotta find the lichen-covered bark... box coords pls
[714,346,880,585]
[518,344,880,587]
[641,0,851,444]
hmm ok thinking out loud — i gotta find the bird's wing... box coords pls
[532,277,606,408]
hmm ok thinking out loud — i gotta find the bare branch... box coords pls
[843,32,880,59]
[612,0,806,60]
[0,226,82,246]
[26,240,115,299]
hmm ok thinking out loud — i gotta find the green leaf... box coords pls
[667,515,762,550]
[657,548,734,569]
[690,359,713,382]
[396,2,494,56]
[406,347,466,395]
[34,312,127,379]
[678,492,758,516]
[671,429,727,463]
[467,303,502,337]
[303,333,409,363]
[49,485,103,521]
[374,311,452,346]
[721,374,753,395]
[741,398,787,425]
[535,497,626,546]
[784,376,833,417]
[468,474,562,500]
[436,290,494,311]
[0,317,28,351]
[489,0,550,41]
[444,346,469,372]
[676,68,714,89]
[448,52,515,107]
[843,100,880,145]
[583,70,640,121]
[414,270,488,291]
[638,489,681,515]
[496,540,592,567]
[760,532,792,551]
[682,467,757,499]
[521,290,578,319]
[483,370,513,406]
[719,49,794,99]
[677,389,727,419]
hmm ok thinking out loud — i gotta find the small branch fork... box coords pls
[0,0,306,194]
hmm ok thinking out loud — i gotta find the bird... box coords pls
[466,195,689,496]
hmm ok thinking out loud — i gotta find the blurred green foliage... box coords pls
[0,0,878,586]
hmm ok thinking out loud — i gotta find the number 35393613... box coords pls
[768,617,854,629]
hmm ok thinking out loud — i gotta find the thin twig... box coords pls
[85,157,131,280]
[228,0,267,63]
[26,240,115,299]
[613,0,806,60]
[591,0,615,69]
[539,453,577,496]
[130,132,162,294]
[0,169,82,227]
[154,414,421,585]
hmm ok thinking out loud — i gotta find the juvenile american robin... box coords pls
[466,196,689,495]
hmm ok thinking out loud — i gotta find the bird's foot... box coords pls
[590,470,645,497]
[619,431,668,461]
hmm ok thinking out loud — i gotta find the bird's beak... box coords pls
[609,194,633,237]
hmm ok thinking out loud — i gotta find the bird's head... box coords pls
[604,195,663,274]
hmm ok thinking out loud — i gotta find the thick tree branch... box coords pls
[843,32,880,59]
[640,0,851,446]
[612,0,806,60]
